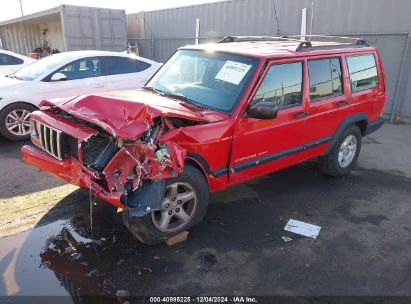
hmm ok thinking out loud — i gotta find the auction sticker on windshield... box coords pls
[215,61,252,85]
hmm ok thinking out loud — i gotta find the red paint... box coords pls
[22,42,386,210]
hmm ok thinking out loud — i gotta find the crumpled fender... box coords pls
[99,140,186,216]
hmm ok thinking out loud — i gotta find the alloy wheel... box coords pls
[5,109,31,136]
[338,134,357,168]
[151,182,198,233]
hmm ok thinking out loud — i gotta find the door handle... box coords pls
[335,100,348,107]
[292,111,308,119]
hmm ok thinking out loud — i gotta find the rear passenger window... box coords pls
[253,62,303,108]
[346,54,378,92]
[105,57,151,76]
[0,54,23,65]
[308,58,342,101]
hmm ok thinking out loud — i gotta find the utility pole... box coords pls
[18,0,28,55]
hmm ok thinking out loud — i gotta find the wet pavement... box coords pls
[1,159,411,301]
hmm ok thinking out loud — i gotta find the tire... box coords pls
[0,103,36,141]
[318,125,362,177]
[123,165,209,245]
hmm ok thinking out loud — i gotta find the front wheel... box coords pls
[0,103,36,141]
[123,165,209,245]
[318,125,362,177]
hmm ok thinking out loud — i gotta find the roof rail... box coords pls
[217,35,370,51]
[218,36,301,43]
[284,35,370,50]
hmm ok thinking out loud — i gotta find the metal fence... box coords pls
[127,0,411,122]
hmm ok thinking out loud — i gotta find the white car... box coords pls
[0,50,35,76]
[0,51,161,140]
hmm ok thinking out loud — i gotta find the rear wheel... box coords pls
[318,125,362,177]
[123,165,209,245]
[0,103,36,141]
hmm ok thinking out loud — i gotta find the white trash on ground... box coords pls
[284,219,321,239]
[281,236,293,242]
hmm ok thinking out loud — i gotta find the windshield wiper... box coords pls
[6,74,23,80]
[161,92,206,110]
[143,86,206,110]
[142,86,164,95]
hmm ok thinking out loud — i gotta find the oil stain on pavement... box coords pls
[1,162,411,300]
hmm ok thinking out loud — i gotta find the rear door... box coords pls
[304,55,348,146]
[43,57,107,99]
[229,59,310,184]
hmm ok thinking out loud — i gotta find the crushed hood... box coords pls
[42,89,228,140]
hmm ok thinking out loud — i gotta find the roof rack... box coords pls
[218,35,370,51]
[283,35,369,50]
[218,36,301,43]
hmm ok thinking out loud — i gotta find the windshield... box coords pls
[147,50,258,113]
[13,54,70,81]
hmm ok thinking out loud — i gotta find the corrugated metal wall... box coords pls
[126,0,411,120]
[60,5,127,52]
[44,21,64,51]
[0,20,65,54]
[0,5,127,54]
[0,23,43,55]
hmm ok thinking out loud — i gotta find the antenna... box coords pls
[273,0,281,37]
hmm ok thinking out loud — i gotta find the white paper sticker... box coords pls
[215,61,252,85]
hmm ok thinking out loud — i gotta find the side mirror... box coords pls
[50,72,67,82]
[247,102,279,119]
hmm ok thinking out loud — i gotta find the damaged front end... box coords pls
[88,118,187,216]
[23,101,195,217]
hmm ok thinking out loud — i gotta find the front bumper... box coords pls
[21,145,124,208]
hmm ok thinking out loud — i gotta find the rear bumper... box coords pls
[21,145,124,208]
[365,118,385,136]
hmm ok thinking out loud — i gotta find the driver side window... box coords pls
[253,62,303,109]
[52,57,102,81]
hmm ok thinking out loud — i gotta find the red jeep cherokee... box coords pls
[22,36,386,244]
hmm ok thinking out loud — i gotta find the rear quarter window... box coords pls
[105,57,151,76]
[346,54,379,92]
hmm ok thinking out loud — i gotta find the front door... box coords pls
[229,59,310,184]
[43,57,107,100]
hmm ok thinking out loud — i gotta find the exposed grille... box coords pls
[82,136,119,171]
[35,121,64,160]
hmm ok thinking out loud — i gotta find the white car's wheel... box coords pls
[0,103,36,141]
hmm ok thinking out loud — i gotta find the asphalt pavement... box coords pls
[0,123,410,301]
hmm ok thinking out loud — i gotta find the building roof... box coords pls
[180,38,375,58]
[0,6,61,26]
[0,4,126,26]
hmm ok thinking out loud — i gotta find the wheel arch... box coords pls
[185,152,210,187]
[324,113,368,155]
[0,101,39,114]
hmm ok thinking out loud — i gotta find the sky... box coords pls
[0,0,222,22]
